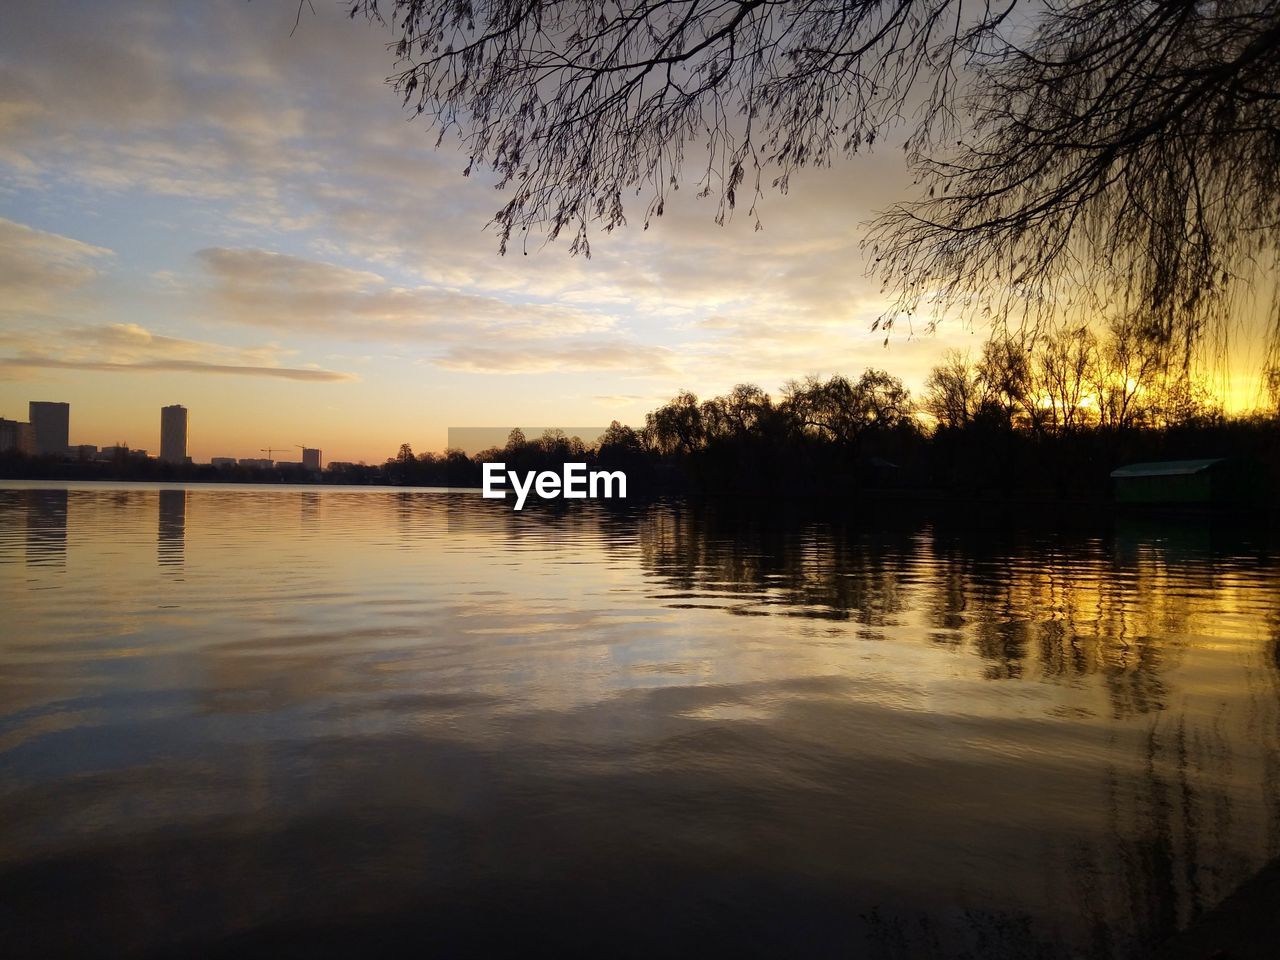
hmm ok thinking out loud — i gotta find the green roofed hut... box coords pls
[1110,458,1235,504]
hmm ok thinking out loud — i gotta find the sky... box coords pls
[0,2,1269,465]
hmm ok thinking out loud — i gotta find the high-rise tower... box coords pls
[160,405,188,464]
[28,401,69,456]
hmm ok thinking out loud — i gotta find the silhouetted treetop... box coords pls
[350,0,1280,358]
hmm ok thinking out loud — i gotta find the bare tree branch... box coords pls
[343,0,1280,359]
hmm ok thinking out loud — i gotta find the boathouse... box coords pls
[1110,458,1229,504]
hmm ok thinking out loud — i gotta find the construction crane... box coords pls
[260,447,286,459]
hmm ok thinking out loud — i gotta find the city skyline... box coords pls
[1,397,329,467]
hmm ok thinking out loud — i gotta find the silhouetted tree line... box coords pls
[6,325,1278,498]
[627,350,1276,500]
[391,325,1278,501]
[378,429,667,490]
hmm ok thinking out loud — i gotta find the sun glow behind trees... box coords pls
[920,322,1231,434]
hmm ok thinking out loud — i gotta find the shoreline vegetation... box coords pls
[5,332,1279,505]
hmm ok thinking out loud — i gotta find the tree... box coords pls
[647,390,705,454]
[975,338,1039,432]
[349,0,1280,360]
[853,369,913,431]
[386,441,421,484]
[700,383,771,441]
[1090,316,1165,431]
[783,375,857,444]
[1035,327,1096,432]
[872,1,1280,359]
[1147,371,1222,429]
[781,369,912,444]
[1267,365,1280,417]
[352,0,983,254]
[598,419,644,452]
[922,350,979,431]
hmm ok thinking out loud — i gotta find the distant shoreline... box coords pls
[5,477,1277,527]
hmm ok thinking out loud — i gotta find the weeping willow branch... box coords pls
[350,0,987,253]
[346,0,1280,362]
[870,0,1280,363]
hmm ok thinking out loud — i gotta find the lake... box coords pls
[2,482,1278,958]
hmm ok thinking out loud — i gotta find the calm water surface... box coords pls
[2,482,1279,958]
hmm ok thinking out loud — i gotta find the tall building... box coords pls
[302,447,322,471]
[160,404,188,464]
[0,418,36,454]
[29,401,69,456]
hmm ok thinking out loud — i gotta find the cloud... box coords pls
[0,217,113,316]
[196,247,382,294]
[0,322,356,382]
[0,2,461,231]
[592,394,650,404]
[192,246,618,342]
[436,342,678,375]
[0,357,355,382]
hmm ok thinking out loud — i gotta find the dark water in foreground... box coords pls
[2,482,1279,959]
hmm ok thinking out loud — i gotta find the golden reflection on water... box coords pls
[0,482,1278,959]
